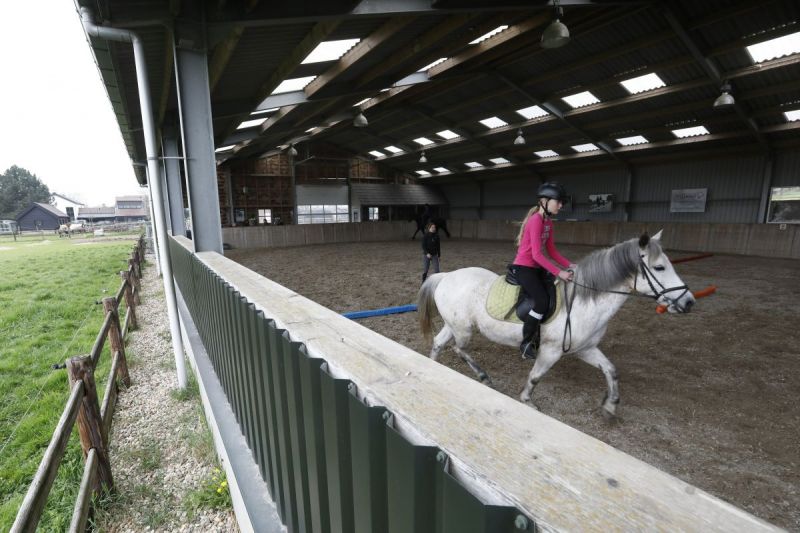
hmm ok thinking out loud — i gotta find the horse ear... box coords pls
[652,229,663,241]
[639,233,650,248]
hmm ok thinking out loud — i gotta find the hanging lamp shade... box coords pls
[514,129,525,145]
[713,90,735,108]
[288,144,298,157]
[419,151,427,163]
[541,19,570,49]
[353,112,368,127]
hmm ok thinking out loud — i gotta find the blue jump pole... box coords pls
[342,304,418,320]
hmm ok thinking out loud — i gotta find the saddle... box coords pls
[485,269,562,325]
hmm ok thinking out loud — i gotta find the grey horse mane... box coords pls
[573,237,662,300]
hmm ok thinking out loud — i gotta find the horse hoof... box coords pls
[601,406,619,422]
[479,375,493,387]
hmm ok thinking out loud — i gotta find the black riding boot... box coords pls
[520,316,541,360]
[422,272,428,284]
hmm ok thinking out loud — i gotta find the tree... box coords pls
[0,165,51,220]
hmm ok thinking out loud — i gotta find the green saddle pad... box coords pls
[486,275,562,325]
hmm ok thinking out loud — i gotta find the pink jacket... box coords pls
[513,213,571,276]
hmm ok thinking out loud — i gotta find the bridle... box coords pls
[561,254,690,352]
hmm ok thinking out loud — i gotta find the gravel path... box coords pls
[94,258,239,532]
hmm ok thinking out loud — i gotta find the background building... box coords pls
[49,193,85,221]
[15,203,69,230]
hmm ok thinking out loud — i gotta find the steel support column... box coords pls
[174,37,223,253]
[162,124,187,236]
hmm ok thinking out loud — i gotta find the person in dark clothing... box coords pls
[510,182,576,360]
[421,221,441,283]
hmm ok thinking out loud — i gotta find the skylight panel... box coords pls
[353,97,371,107]
[418,58,448,72]
[479,116,508,129]
[571,143,600,152]
[783,109,800,122]
[671,126,709,138]
[251,107,279,116]
[535,150,558,158]
[237,118,265,130]
[489,157,510,165]
[384,145,403,154]
[434,167,450,173]
[306,126,318,133]
[369,150,385,158]
[413,137,434,146]
[465,162,483,168]
[469,25,508,44]
[436,130,460,140]
[619,73,666,94]
[561,91,600,108]
[516,105,548,120]
[271,76,316,94]
[415,170,431,176]
[616,135,649,146]
[302,39,361,64]
[746,31,800,63]
[215,145,235,153]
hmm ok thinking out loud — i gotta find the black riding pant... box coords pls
[511,265,550,316]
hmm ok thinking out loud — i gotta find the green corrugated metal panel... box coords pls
[436,465,521,533]
[266,326,298,530]
[385,425,438,533]
[240,300,261,462]
[246,306,268,482]
[320,369,354,533]
[236,297,257,455]
[298,351,330,533]
[224,287,242,423]
[348,392,388,533]
[283,338,313,532]
[258,316,284,505]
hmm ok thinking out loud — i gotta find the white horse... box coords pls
[417,231,695,416]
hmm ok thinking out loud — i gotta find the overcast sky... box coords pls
[0,1,144,206]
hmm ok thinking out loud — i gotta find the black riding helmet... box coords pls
[537,181,568,203]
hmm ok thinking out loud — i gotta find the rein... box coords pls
[561,258,690,352]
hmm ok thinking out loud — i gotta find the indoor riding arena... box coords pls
[228,230,800,529]
[83,0,800,530]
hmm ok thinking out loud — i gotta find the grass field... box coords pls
[0,236,138,530]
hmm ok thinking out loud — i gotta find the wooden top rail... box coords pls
[90,312,113,367]
[11,382,85,533]
[173,235,780,532]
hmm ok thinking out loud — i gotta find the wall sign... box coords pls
[588,194,614,213]
[670,188,707,212]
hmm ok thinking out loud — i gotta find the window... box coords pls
[258,209,272,224]
[671,126,709,138]
[117,201,143,209]
[297,204,349,224]
[746,31,800,63]
[619,73,666,94]
[767,186,800,224]
[368,207,380,221]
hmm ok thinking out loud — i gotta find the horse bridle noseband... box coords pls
[561,256,690,352]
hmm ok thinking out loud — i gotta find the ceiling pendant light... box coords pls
[288,144,298,157]
[713,82,735,108]
[354,112,368,127]
[541,0,570,49]
[419,151,427,163]
[514,128,525,145]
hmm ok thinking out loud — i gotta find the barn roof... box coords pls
[75,0,800,186]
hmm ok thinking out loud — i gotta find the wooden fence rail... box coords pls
[11,235,145,533]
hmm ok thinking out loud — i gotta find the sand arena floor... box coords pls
[228,238,800,529]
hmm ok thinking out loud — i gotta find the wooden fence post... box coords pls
[66,356,114,497]
[119,271,138,331]
[128,259,141,304]
[102,297,131,387]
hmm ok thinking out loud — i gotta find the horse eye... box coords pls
[654,265,665,272]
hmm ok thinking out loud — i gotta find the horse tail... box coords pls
[418,273,445,341]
